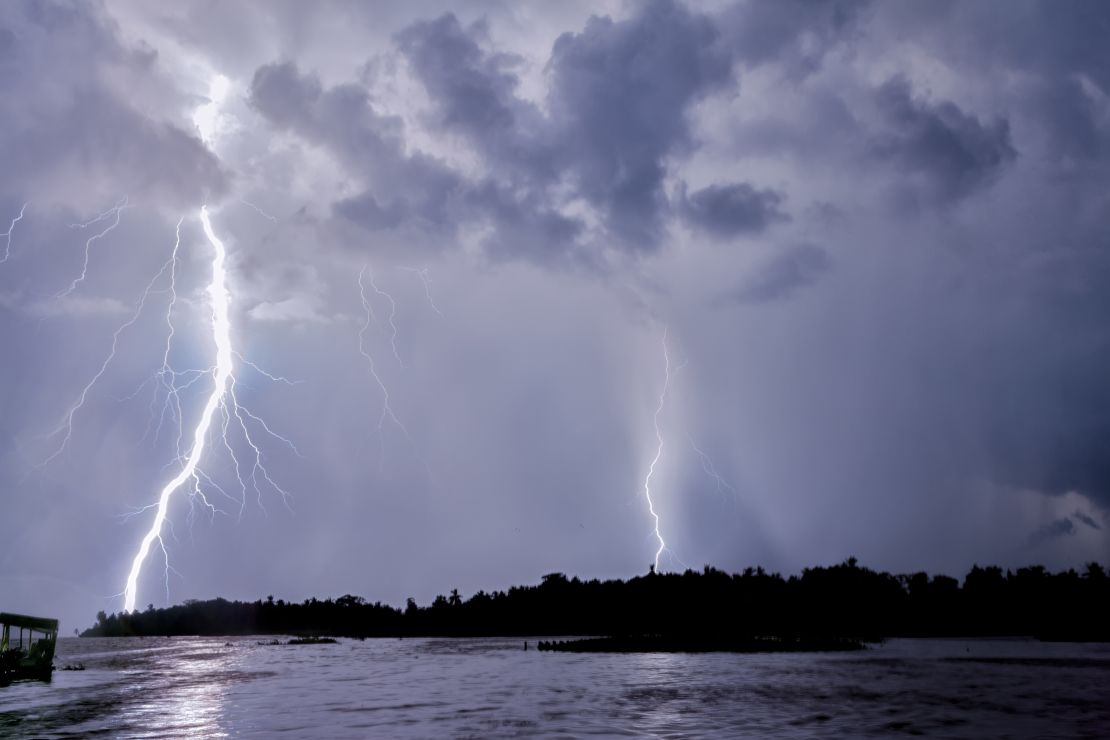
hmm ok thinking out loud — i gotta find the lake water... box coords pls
[0,636,1106,737]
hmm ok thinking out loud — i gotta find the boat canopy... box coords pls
[0,613,59,633]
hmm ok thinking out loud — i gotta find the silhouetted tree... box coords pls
[81,561,1110,642]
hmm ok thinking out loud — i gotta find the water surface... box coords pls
[1,636,1106,737]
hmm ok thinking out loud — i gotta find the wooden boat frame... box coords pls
[0,612,58,684]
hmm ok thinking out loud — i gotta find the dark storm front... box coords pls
[1,637,1107,738]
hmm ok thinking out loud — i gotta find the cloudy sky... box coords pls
[2,0,1108,629]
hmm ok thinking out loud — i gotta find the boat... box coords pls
[0,613,58,684]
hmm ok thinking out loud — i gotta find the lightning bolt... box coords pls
[1,202,29,264]
[38,220,182,466]
[122,206,294,612]
[235,353,303,386]
[363,266,404,368]
[688,434,736,498]
[122,206,232,611]
[399,265,444,317]
[58,196,129,298]
[357,265,415,470]
[29,206,295,607]
[239,199,278,223]
[644,328,674,572]
[146,217,186,452]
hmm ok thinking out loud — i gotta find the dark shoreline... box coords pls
[536,635,867,653]
[82,559,1110,643]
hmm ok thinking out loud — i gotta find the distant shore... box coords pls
[536,635,866,653]
[82,560,1110,644]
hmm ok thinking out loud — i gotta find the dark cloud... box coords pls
[251,59,589,264]
[726,243,830,304]
[679,181,788,237]
[250,64,408,172]
[868,2,1110,203]
[1021,512,1101,552]
[1028,517,1076,547]
[871,76,1017,205]
[250,61,466,239]
[249,61,324,129]
[395,14,554,181]
[462,183,586,265]
[546,0,733,246]
[393,13,590,262]
[1074,511,1102,531]
[393,1,737,254]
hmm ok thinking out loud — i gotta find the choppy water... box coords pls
[0,636,1106,738]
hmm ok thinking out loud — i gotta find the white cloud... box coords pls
[247,295,330,324]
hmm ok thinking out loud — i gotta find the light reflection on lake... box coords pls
[0,636,1106,737]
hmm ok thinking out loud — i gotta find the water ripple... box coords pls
[0,637,1105,738]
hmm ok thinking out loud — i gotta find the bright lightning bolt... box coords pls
[58,196,129,297]
[122,206,232,612]
[1,202,29,264]
[644,328,673,572]
[122,205,294,612]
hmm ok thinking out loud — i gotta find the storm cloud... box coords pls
[871,75,1017,206]
[0,0,1108,632]
[679,181,788,237]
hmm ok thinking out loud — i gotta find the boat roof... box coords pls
[0,613,59,632]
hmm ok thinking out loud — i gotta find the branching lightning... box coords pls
[146,217,186,452]
[357,266,439,481]
[58,196,130,298]
[357,265,420,471]
[37,238,179,467]
[24,205,295,611]
[235,353,304,387]
[1,202,29,264]
[24,199,301,609]
[349,265,439,489]
[688,434,736,499]
[122,206,233,610]
[363,266,404,368]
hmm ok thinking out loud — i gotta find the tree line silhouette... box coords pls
[82,559,1110,641]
